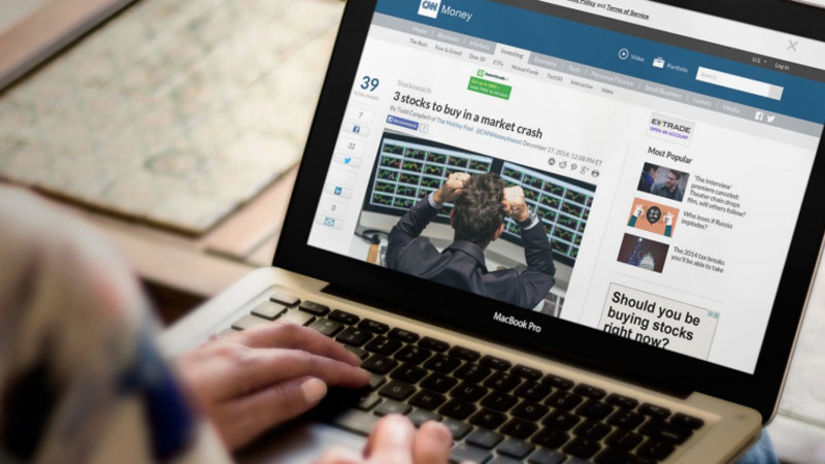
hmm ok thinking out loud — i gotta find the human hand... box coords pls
[633,204,644,218]
[665,211,674,225]
[433,172,471,205]
[502,186,530,223]
[315,415,453,464]
[176,323,370,450]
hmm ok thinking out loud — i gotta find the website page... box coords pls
[306,0,825,373]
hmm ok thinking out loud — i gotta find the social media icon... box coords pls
[334,186,343,195]
[754,111,765,121]
[344,157,352,165]
[324,217,336,227]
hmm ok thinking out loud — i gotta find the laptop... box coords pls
[161,0,825,462]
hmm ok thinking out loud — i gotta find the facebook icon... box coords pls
[418,0,440,18]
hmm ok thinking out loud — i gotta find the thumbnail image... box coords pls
[617,233,669,274]
[626,197,679,238]
[355,131,597,315]
[637,162,689,202]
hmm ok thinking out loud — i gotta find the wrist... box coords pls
[432,190,444,205]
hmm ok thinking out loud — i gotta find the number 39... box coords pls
[360,75,380,91]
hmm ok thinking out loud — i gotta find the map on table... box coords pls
[0,0,343,234]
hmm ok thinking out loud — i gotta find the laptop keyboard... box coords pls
[226,294,706,464]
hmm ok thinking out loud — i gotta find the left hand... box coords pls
[176,323,370,450]
[665,211,674,226]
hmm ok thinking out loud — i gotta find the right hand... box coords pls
[315,415,453,464]
[433,172,471,205]
[633,204,644,217]
[502,186,530,223]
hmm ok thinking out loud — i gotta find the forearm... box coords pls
[520,221,555,276]
[387,195,440,249]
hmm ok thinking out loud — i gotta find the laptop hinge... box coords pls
[321,284,692,400]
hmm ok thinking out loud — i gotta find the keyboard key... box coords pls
[394,345,432,364]
[671,412,704,430]
[449,345,480,361]
[469,409,507,429]
[573,384,607,399]
[420,372,457,393]
[636,438,675,460]
[531,428,569,449]
[270,292,300,307]
[423,354,462,373]
[452,381,488,402]
[443,418,473,439]
[608,409,645,430]
[564,437,602,459]
[497,437,535,458]
[365,336,403,355]
[232,314,269,330]
[467,428,504,449]
[481,355,512,371]
[606,430,643,451]
[336,327,373,346]
[450,443,491,464]
[527,448,566,464]
[388,327,419,343]
[481,392,518,412]
[500,418,539,440]
[328,309,359,325]
[251,301,286,320]
[594,446,633,464]
[638,403,671,419]
[454,363,492,383]
[345,346,368,360]
[332,409,378,435]
[357,392,382,411]
[574,420,612,441]
[512,364,543,380]
[419,336,449,352]
[542,410,580,431]
[485,372,522,392]
[374,399,412,416]
[515,381,552,401]
[278,309,315,326]
[488,455,522,464]
[512,400,548,421]
[358,318,389,334]
[605,393,639,410]
[378,380,415,401]
[299,301,330,316]
[309,318,343,336]
[545,390,583,411]
[390,364,428,384]
[541,374,574,390]
[362,354,397,375]
[439,399,477,420]
[660,424,693,444]
[408,408,442,427]
[576,399,615,420]
[408,390,446,411]
[639,418,667,437]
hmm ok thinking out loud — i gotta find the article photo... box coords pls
[617,233,669,274]
[349,131,597,316]
[637,162,689,202]
[626,197,680,238]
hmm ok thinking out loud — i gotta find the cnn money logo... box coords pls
[418,0,441,18]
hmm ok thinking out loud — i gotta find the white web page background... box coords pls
[307,21,821,373]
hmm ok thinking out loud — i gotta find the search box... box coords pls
[696,67,784,100]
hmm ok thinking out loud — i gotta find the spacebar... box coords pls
[331,409,379,436]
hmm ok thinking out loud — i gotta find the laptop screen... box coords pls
[305,0,825,375]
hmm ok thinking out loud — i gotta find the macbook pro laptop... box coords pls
[161,0,825,462]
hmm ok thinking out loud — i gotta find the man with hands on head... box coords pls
[386,172,556,309]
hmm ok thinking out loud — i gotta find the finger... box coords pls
[363,415,415,464]
[213,347,369,399]
[241,322,362,366]
[413,421,452,464]
[315,446,363,464]
[222,376,329,450]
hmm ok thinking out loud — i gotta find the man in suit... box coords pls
[651,169,685,201]
[386,172,556,309]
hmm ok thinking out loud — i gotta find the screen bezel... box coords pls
[275,0,825,422]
